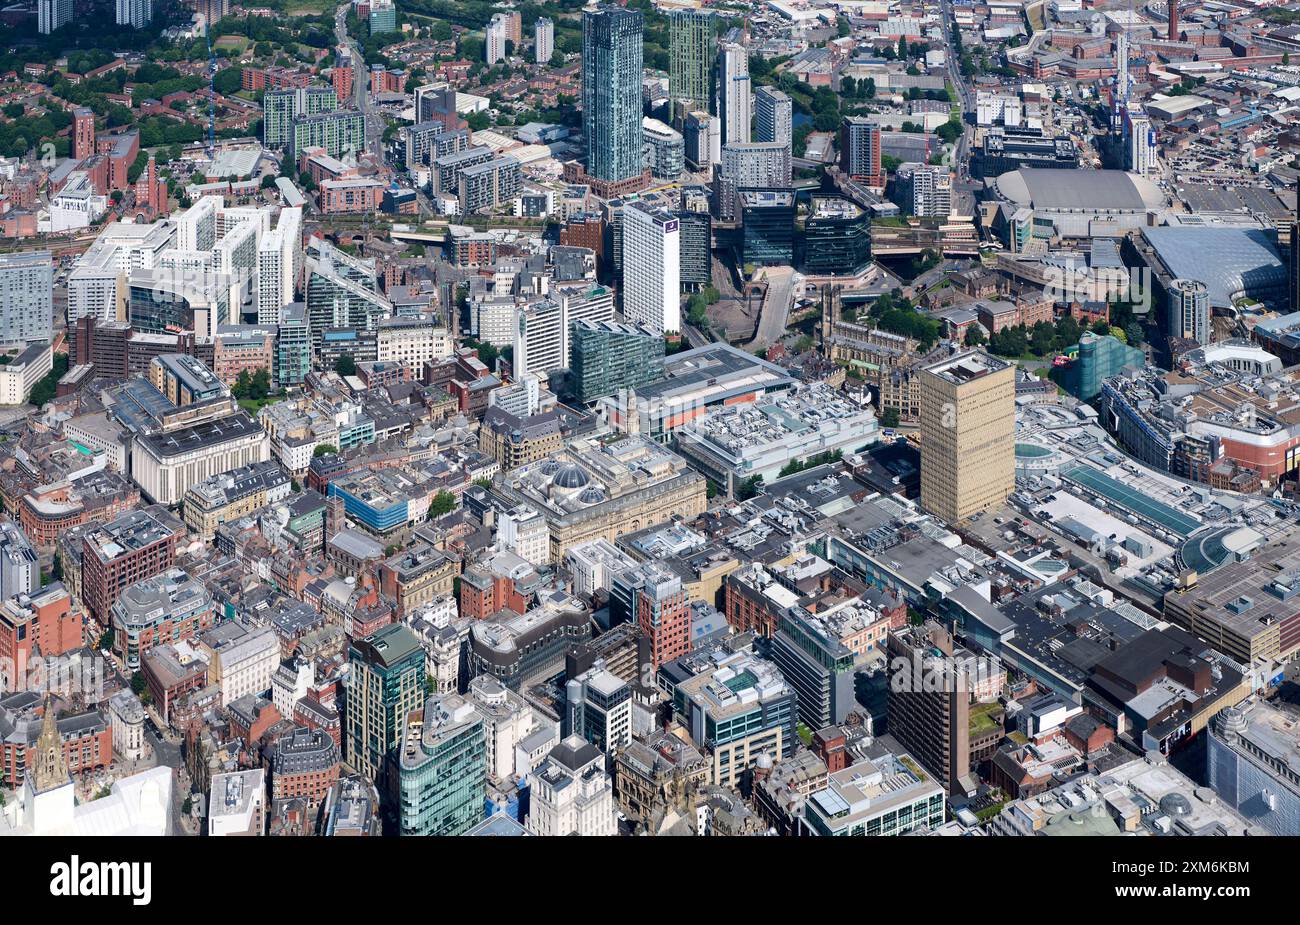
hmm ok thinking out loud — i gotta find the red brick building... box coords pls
[73,107,95,161]
[132,154,168,220]
[637,573,691,669]
[242,66,311,92]
[723,572,781,638]
[812,726,850,772]
[228,695,283,746]
[459,569,529,620]
[20,480,141,548]
[293,695,342,749]
[332,53,354,103]
[80,509,180,626]
[560,214,605,261]
[0,693,111,787]
[270,726,340,803]
[142,643,209,725]
[319,177,384,214]
[96,131,140,192]
[0,587,85,688]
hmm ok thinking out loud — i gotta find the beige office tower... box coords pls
[918,349,1015,524]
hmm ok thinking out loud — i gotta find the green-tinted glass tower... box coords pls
[569,318,666,403]
[669,9,715,113]
[389,694,487,836]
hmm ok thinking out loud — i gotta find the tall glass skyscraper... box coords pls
[388,694,487,837]
[582,6,644,183]
[669,9,715,113]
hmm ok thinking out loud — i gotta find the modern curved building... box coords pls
[469,597,592,690]
[989,168,1165,238]
[1140,225,1288,310]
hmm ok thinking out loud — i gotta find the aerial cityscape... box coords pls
[0,0,1295,854]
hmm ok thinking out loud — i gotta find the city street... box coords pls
[335,6,386,161]
[144,718,193,836]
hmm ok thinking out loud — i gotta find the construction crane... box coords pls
[206,28,216,159]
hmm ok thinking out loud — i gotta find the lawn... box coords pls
[969,700,1003,736]
[215,36,251,52]
[238,395,284,414]
[898,754,929,782]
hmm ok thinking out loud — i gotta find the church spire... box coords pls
[31,697,69,793]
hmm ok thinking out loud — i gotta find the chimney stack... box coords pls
[1168,1,1179,42]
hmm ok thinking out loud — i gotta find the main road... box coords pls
[938,0,978,215]
[335,6,386,160]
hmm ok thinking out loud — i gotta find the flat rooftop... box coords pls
[922,349,1010,384]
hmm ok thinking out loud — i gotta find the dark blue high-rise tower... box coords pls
[582,6,644,184]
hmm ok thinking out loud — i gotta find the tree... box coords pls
[735,475,764,501]
[1055,315,1082,348]
[130,671,146,696]
[334,354,357,377]
[428,490,456,518]
[965,325,987,347]
[313,444,337,458]
[249,368,271,401]
[898,36,908,60]
[936,118,963,144]
[881,407,901,428]
[213,65,243,95]
[1030,321,1056,357]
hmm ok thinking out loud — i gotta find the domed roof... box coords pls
[1159,793,1193,817]
[553,463,590,490]
[539,459,561,476]
[578,486,606,505]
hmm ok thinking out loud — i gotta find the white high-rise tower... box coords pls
[717,43,752,147]
[622,203,681,334]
